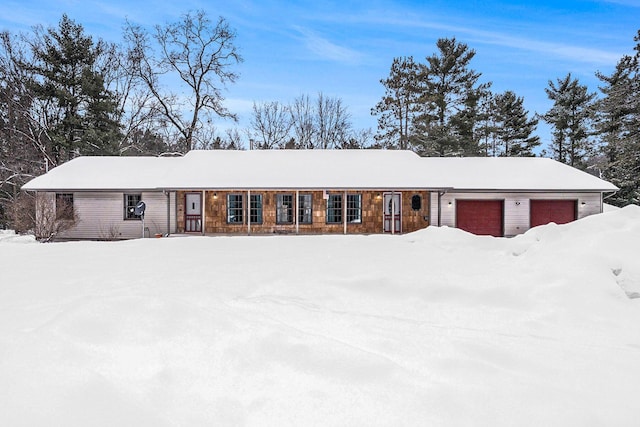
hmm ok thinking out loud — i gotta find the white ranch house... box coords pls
[22,150,617,239]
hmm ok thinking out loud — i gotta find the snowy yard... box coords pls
[1,206,640,426]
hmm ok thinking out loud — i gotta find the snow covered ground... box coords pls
[1,207,639,426]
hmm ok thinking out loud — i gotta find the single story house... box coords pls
[21,149,617,239]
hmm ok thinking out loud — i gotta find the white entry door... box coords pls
[383,193,401,233]
[185,193,202,232]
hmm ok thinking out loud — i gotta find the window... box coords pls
[411,194,422,211]
[55,193,74,220]
[124,194,142,220]
[227,194,243,223]
[250,194,263,224]
[326,194,342,224]
[346,194,362,223]
[298,194,313,224]
[276,194,294,224]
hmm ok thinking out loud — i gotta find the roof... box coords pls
[419,157,618,192]
[21,149,618,192]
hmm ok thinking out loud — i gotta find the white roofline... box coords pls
[21,150,619,193]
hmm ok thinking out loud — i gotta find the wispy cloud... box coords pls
[599,0,640,7]
[360,14,621,66]
[292,26,364,64]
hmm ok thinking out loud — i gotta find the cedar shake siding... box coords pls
[176,190,431,234]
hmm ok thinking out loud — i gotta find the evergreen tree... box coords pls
[595,30,640,206]
[26,14,121,163]
[492,91,540,156]
[542,73,596,168]
[371,56,420,150]
[412,38,489,156]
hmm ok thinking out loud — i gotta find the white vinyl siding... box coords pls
[430,192,602,236]
[49,191,172,239]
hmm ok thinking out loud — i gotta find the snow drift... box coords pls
[1,206,639,426]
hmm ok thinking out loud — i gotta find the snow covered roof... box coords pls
[22,149,618,192]
[419,157,618,191]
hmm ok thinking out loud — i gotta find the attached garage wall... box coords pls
[431,192,602,236]
[49,191,172,239]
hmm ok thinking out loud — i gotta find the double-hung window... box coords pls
[326,194,342,224]
[227,194,244,223]
[250,194,263,224]
[346,194,362,223]
[55,193,74,220]
[298,194,312,224]
[276,194,294,224]
[124,194,142,220]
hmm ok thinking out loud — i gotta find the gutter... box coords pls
[437,190,446,227]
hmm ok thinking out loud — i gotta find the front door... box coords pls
[185,193,202,232]
[383,193,401,233]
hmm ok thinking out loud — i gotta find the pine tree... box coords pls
[595,30,640,206]
[542,73,596,168]
[412,38,488,156]
[371,56,420,150]
[26,15,121,163]
[492,91,540,156]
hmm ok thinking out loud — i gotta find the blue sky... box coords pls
[1,0,639,149]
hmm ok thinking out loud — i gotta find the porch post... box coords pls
[165,190,170,236]
[201,190,205,235]
[343,190,347,235]
[391,190,395,235]
[247,190,251,236]
[296,190,299,235]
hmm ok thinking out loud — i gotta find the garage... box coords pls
[456,200,504,237]
[530,200,577,228]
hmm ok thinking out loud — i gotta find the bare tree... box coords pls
[290,94,316,149]
[249,101,292,149]
[98,41,165,155]
[316,92,351,149]
[124,11,242,153]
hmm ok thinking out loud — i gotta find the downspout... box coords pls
[247,190,251,236]
[437,190,446,227]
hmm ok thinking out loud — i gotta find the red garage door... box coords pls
[456,200,504,237]
[530,200,576,228]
